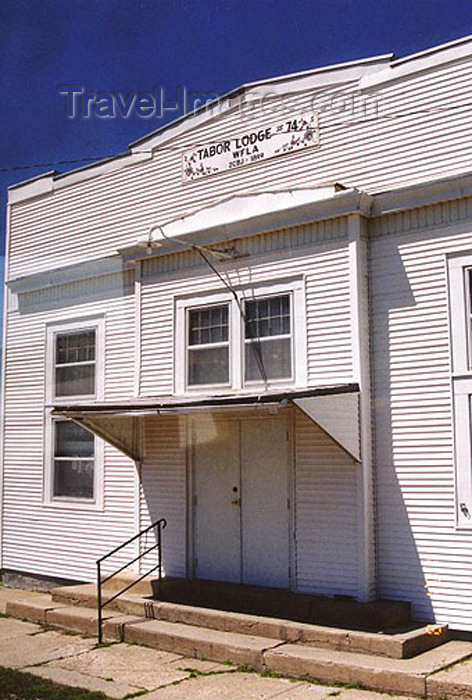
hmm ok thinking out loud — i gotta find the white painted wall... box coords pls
[140,222,353,394]
[1,272,138,582]
[6,42,472,625]
[8,49,472,282]
[139,415,187,578]
[294,407,359,596]
[371,203,472,629]
[139,407,359,595]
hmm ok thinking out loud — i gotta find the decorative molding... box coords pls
[15,270,134,314]
[371,196,472,238]
[142,217,348,279]
[7,256,133,294]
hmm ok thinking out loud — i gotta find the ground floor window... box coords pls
[52,419,95,500]
[448,254,472,527]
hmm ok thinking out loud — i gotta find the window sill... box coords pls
[52,394,97,404]
[42,498,103,513]
[179,379,299,397]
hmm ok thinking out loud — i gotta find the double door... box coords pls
[191,415,290,588]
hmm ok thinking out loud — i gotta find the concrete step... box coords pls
[147,577,412,630]
[50,583,449,659]
[6,594,472,697]
[123,618,282,672]
[426,655,472,699]
[6,596,148,641]
[263,639,472,697]
[99,572,159,597]
[60,574,412,630]
[5,593,68,625]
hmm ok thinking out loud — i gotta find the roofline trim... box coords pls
[128,53,393,148]
[8,55,393,198]
[361,34,472,89]
[391,33,472,67]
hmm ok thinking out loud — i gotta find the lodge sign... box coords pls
[182,113,319,182]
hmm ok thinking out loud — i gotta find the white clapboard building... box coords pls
[4,35,472,631]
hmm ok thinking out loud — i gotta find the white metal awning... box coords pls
[292,392,360,461]
[52,384,360,463]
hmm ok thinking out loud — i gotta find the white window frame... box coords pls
[44,316,105,510]
[187,301,232,388]
[46,317,105,404]
[244,293,293,386]
[448,254,472,528]
[175,278,307,395]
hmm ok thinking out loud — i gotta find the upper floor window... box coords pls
[47,317,104,402]
[245,295,292,382]
[55,329,96,397]
[188,304,229,386]
[176,279,306,393]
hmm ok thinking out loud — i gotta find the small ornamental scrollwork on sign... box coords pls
[182,113,320,182]
[274,116,318,155]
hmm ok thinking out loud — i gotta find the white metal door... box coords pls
[192,418,241,582]
[192,415,290,588]
[241,417,290,588]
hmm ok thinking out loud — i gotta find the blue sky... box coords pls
[2,0,472,269]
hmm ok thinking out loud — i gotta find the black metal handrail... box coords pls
[96,517,167,643]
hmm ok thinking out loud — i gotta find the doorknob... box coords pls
[231,498,241,506]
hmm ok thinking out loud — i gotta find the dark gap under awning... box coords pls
[51,383,360,463]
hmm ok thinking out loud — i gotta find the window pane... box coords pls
[188,346,229,385]
[245,295,291,339]
[55,421,94,458]
[188,305,229,346]
[55,364,95,397]
[469,269,472,311]
[245,337,292,381]
[56,330,95,364]
[53,460,94,499]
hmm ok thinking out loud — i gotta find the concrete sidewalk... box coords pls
[0,586,470,699]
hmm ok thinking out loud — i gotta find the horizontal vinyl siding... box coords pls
[2,272,138,582]
[9,57,472,280]
[140,230,352,394]
[139,415,187,578]
[138,407,360,595]
[372,218,472,629]
[295,408,359,596]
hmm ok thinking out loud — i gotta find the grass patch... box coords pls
[0,666,109,700]
[235,664,254,674]
[333,680,365,690]
[180,667,222,679]
[259,668,283,679]
[180,666,237,680]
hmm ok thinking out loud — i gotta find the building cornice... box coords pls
[119,187,373,263]
[9,171,472,292]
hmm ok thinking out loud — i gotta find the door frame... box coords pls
[186,409,295,590]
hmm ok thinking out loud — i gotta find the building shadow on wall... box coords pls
[15,269,134,315]
[139,415,188,581]
[372,234,435,623]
